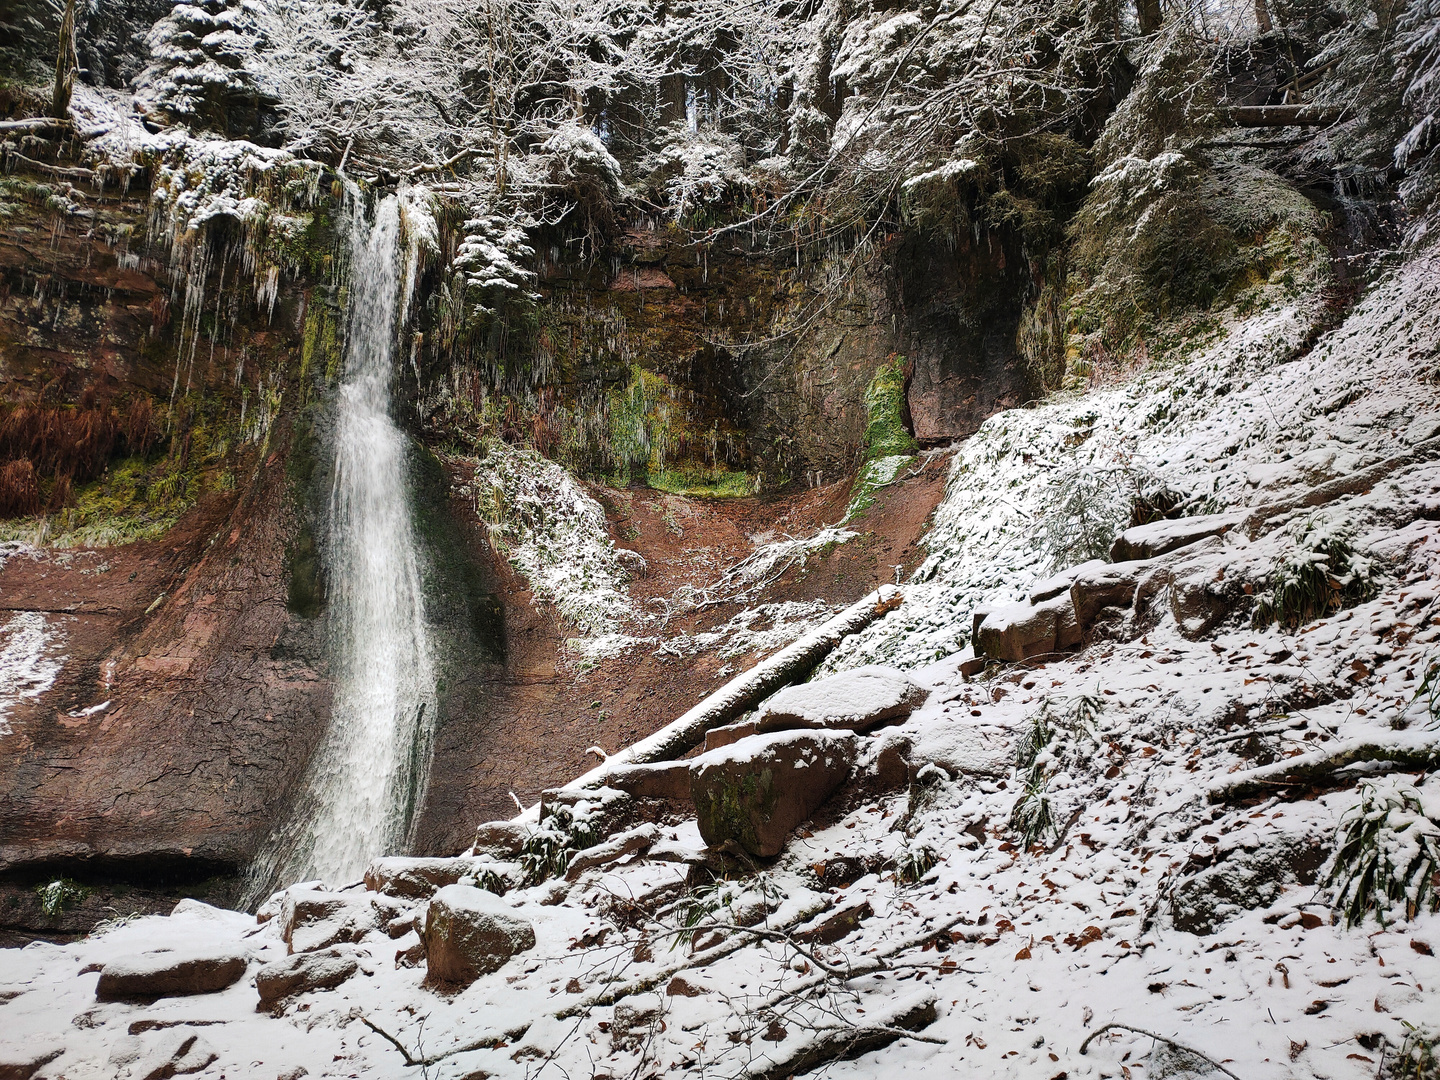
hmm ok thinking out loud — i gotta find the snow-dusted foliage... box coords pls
[463,439,635,635]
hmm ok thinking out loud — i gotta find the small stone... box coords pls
[422,884,536,985]
[94,948,248,1001]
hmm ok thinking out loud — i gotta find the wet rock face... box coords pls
[690,730,857,858]
[94,947,249,1001]
[422,884,536,985]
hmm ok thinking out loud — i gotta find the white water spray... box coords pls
[248,193,435,898]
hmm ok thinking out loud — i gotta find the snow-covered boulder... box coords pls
[1109,511,1246,562]
[255,946,361,1005]
[754,665,928,732]
[422,884,536,984]
[973,591,1079,662]
[280,889,380,954]
[94,947,248,1001]
[690,730,857,857]
[473,820,530,857]
[0,1037,63,1078]
[106,1030,216,1079]
[604,761,693,801]
[366,856,500,900]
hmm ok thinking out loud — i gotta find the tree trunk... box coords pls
[1254,0,1274,33]
[51,0,79,120]
[1137,0,1163,34]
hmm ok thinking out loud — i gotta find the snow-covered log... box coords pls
[1225,104,1349,127]
[526,585,903,814]
[1208,732,1440,802]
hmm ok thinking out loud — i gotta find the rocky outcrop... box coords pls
[94,947,249,1001]
[690,730,857,857]
[422,884,536,984]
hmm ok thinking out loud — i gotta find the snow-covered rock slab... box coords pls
[255,946,361,1005]
[754,665,928,732]
[1109,510,1245,561]
[94,946,249,1001]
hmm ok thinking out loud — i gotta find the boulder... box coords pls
[690,730,857,857]
[1170,831,1324,935]
[703,719,759,752]
[603,761,693,801]
[1027,560,1106,604]
[473,820,530,858]
[1109,511,1245,562]
[422,884,536,984]
[974,591,1077,662]
[106,1031,215,1080]
[0,1038,63,1079]
[365,856,500,900]
[94,947,248,1001]
[753,666,928,732]
[255,947,360,1004]
[564,824,659,881]
[793,899,873,944]
[281,889,377,954]
[1069,562,1144,629]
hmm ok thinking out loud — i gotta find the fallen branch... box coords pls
[526,585,903,811]
[358,1016,419,1067]
[742,990,941,1080]
[2,148,94,181]
[0,116,72,134]
[1225,103,1348,127]
[1208,732,1440,802]
[1079,1022,1244,1080]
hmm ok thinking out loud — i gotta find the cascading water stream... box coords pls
[246,192,435,902]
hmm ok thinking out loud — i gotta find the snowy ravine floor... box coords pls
[5,254,1440,1080]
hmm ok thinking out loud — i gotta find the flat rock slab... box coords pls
[281,888,389,954]
[95,948,248,1001]
[691,730,857,857]
[423,884,536,985]
[1109,511,1245,562]
[754,666,928,732]
[0,1038,63,1080]
[256,946,361,1004]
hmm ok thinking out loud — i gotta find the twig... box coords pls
[359,1015,419,1067]
[1079,1022,1245,1080]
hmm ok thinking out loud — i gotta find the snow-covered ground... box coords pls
[4,252,1440,1079]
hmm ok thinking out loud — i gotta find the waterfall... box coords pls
[246,192,435,902]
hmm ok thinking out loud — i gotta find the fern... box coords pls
[1326,779,1440,927]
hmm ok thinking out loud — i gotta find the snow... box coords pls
[0,611,68,738]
